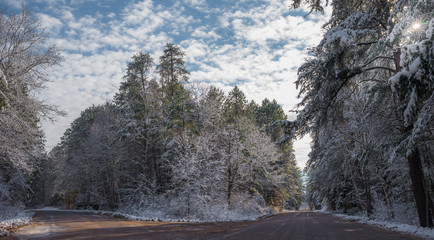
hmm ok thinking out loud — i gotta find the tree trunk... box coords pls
[363,172,373,217]
[407,148,433,227]
[227,168,232,206]
[364,180,373,217]
[328,196,336,211]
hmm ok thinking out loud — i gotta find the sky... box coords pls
[5,0,330,169]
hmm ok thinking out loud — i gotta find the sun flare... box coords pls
[412,22,421,30]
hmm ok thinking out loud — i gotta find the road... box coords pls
[4,210,421,240]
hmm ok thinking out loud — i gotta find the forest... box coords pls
[43,45,302,221]
[0,16,302,220]
[0,0,433,229]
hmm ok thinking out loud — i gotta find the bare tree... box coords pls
[0,7,62,209]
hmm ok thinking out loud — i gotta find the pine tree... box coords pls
[157,43,193,132]
[290,0,433,226]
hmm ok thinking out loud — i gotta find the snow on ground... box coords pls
[65,206,279,223]
[331,213,434,240]
[0,209,33,236]
[74,208,270,223]
[37,206,60,211]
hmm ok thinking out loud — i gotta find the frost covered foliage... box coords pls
[333,213,434,239]
[291,0,433,227]
[0,203,32,236]
[0,8,62,217]
[118,192,271,222]
[50,46,302,221]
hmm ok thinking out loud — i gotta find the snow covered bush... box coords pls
[0,203,32,236]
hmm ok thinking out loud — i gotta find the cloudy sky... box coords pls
[5,0,330,169]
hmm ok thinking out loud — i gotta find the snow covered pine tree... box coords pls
[290,0,433,227]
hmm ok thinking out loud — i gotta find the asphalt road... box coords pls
[4,210,421,240]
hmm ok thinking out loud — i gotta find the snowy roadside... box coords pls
[326,212,434,240]
[0,211,33,237]
[75,209,277,223]
[35,207,279,223]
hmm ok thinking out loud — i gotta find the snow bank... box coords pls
[37,206,61,211]
[332,213,434,240]
[113,192,273,223]
[0,208,33,236]
[75,205,274,224]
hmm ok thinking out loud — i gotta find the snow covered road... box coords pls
[5,210,424,240]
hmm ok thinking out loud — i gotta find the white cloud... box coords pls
[184,0,206,7]
[41,50,130,149]
[122,0,163,26]
[36,13,63,34]
[37,0,65,4]
[191,27,220,40]
[69,0,96,4]
[183,0,212,13]
[293,135,312,170]
[4,0,24,9]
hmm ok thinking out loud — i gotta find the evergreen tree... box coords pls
[224,86,248,123]
[290,0,433,226]
[157,43,193,132]
[254,98,302,210]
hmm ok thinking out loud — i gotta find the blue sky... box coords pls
[5,0,330,169]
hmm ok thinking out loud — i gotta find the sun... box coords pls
[412,22,421,30]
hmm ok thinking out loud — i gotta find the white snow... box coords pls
[70,207,273,223]
[403,86,418,126]
[332,213,434,240]
[37,206,61,211]
[0,67,7,87]
[0,209,33,236]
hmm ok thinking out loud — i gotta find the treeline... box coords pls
[45,44,302,220]
[290,0,433,227]
[0,7,301,221]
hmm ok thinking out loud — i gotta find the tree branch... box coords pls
[363,66,397,73]
[324,68,363,111]
[362,56,395,68]
[357,41,378,46]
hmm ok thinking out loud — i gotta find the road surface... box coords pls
[4,210,421,240]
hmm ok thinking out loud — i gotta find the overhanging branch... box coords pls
[362,56,395,68]
[363,66,397,73]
